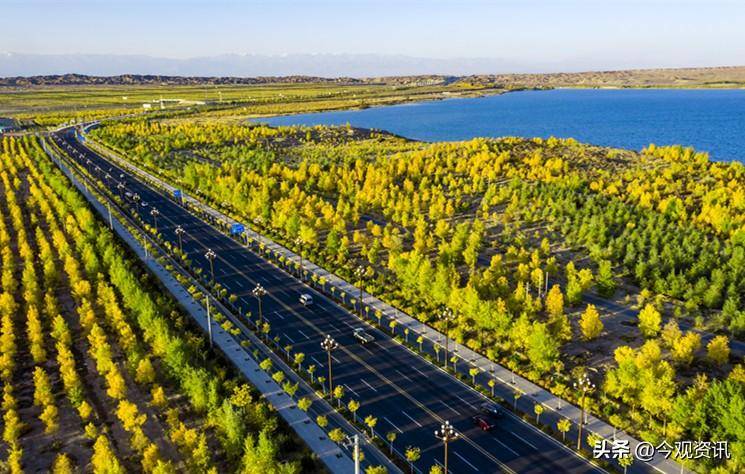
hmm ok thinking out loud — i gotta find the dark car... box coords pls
[480,402,502,419]
[472,415,495,431]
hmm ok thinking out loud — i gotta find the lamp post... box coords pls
[117,182,125,199]
[174,225,185,253]
[434,420,458,473]
[205,249,217,284]
[150,208,160,232]
[320,335,338,398]
[354,265,365,317]
[252,283,267,327]
[574,373,596,450]
[438,307,455,370]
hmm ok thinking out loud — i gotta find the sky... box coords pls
[2,0,744,74]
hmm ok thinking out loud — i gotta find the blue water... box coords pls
[261,89,745,162]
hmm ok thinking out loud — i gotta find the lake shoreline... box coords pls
[258,88,745,163]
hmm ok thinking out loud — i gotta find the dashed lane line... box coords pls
[383,416,403,434]
[401,410,423,428]
[361,379,378,393]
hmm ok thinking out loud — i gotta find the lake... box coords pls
[261,89,745,162]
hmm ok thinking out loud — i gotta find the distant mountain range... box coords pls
[0,52,558,78]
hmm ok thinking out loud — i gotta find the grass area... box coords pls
[0,81,502,127]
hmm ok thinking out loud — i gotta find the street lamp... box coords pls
[174,225,185,253]
[205,249,217,284]
[150,208,160,232]
[438,307,455,370]
[320,335,339,398]
[252,283,267,326]
[354,265,365,317]
[574,373,596,450]
[434,420,458,473]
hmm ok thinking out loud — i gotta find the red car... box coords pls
[472,415,495,431]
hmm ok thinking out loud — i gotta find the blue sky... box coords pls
[4,1,744,69]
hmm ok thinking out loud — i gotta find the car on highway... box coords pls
[480,402,502,419]
[141,201,148,207]
[353,328,374,344]
[125,191,133,198]
[299,294,314,306]
[472,415,495,431]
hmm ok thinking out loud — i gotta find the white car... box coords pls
[353,328,374,344]
[299,294,314,306]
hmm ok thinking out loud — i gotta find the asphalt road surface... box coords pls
[54,129,607,474]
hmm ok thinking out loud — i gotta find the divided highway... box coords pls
[54,129,607,474]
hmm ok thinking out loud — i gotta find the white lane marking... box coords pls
[454,393,478,410]
[359,345,375,357]
[311,356,324,368]
[383,416,403,434]
[493,438,519,457]
[511,431,538,451]
[344,384,360,398]
[395,369,412,381]
[412,366,429,378]
[284,334,295,344]
[275,311,286,320]
[332,355,341,364]
[360,379,378,393]
[453,451,479,471]
[440,401,460,416]
[297,329,311,340]
[401,410,423,428]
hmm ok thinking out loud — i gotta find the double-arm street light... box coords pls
[354,265,365,317]
[434,420,458,473]
[438,307,455,369]
[320,335,339,398]
[252,283,267,326]
[205,249,217,284]
[574,373,596,450]
[174,225,185,253]
[150,208,160,232]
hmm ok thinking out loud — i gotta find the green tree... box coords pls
[386,431,397,455]
[706,335,730,366]
[534,403,544,423]
[638,304,661,338]
[348,399,360,423]
[580,304,603,340]
[364,415,378,438]
[557,418,571,441]
[405,446,421,474]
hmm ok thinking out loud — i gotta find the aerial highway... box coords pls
[53,128,610,474]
